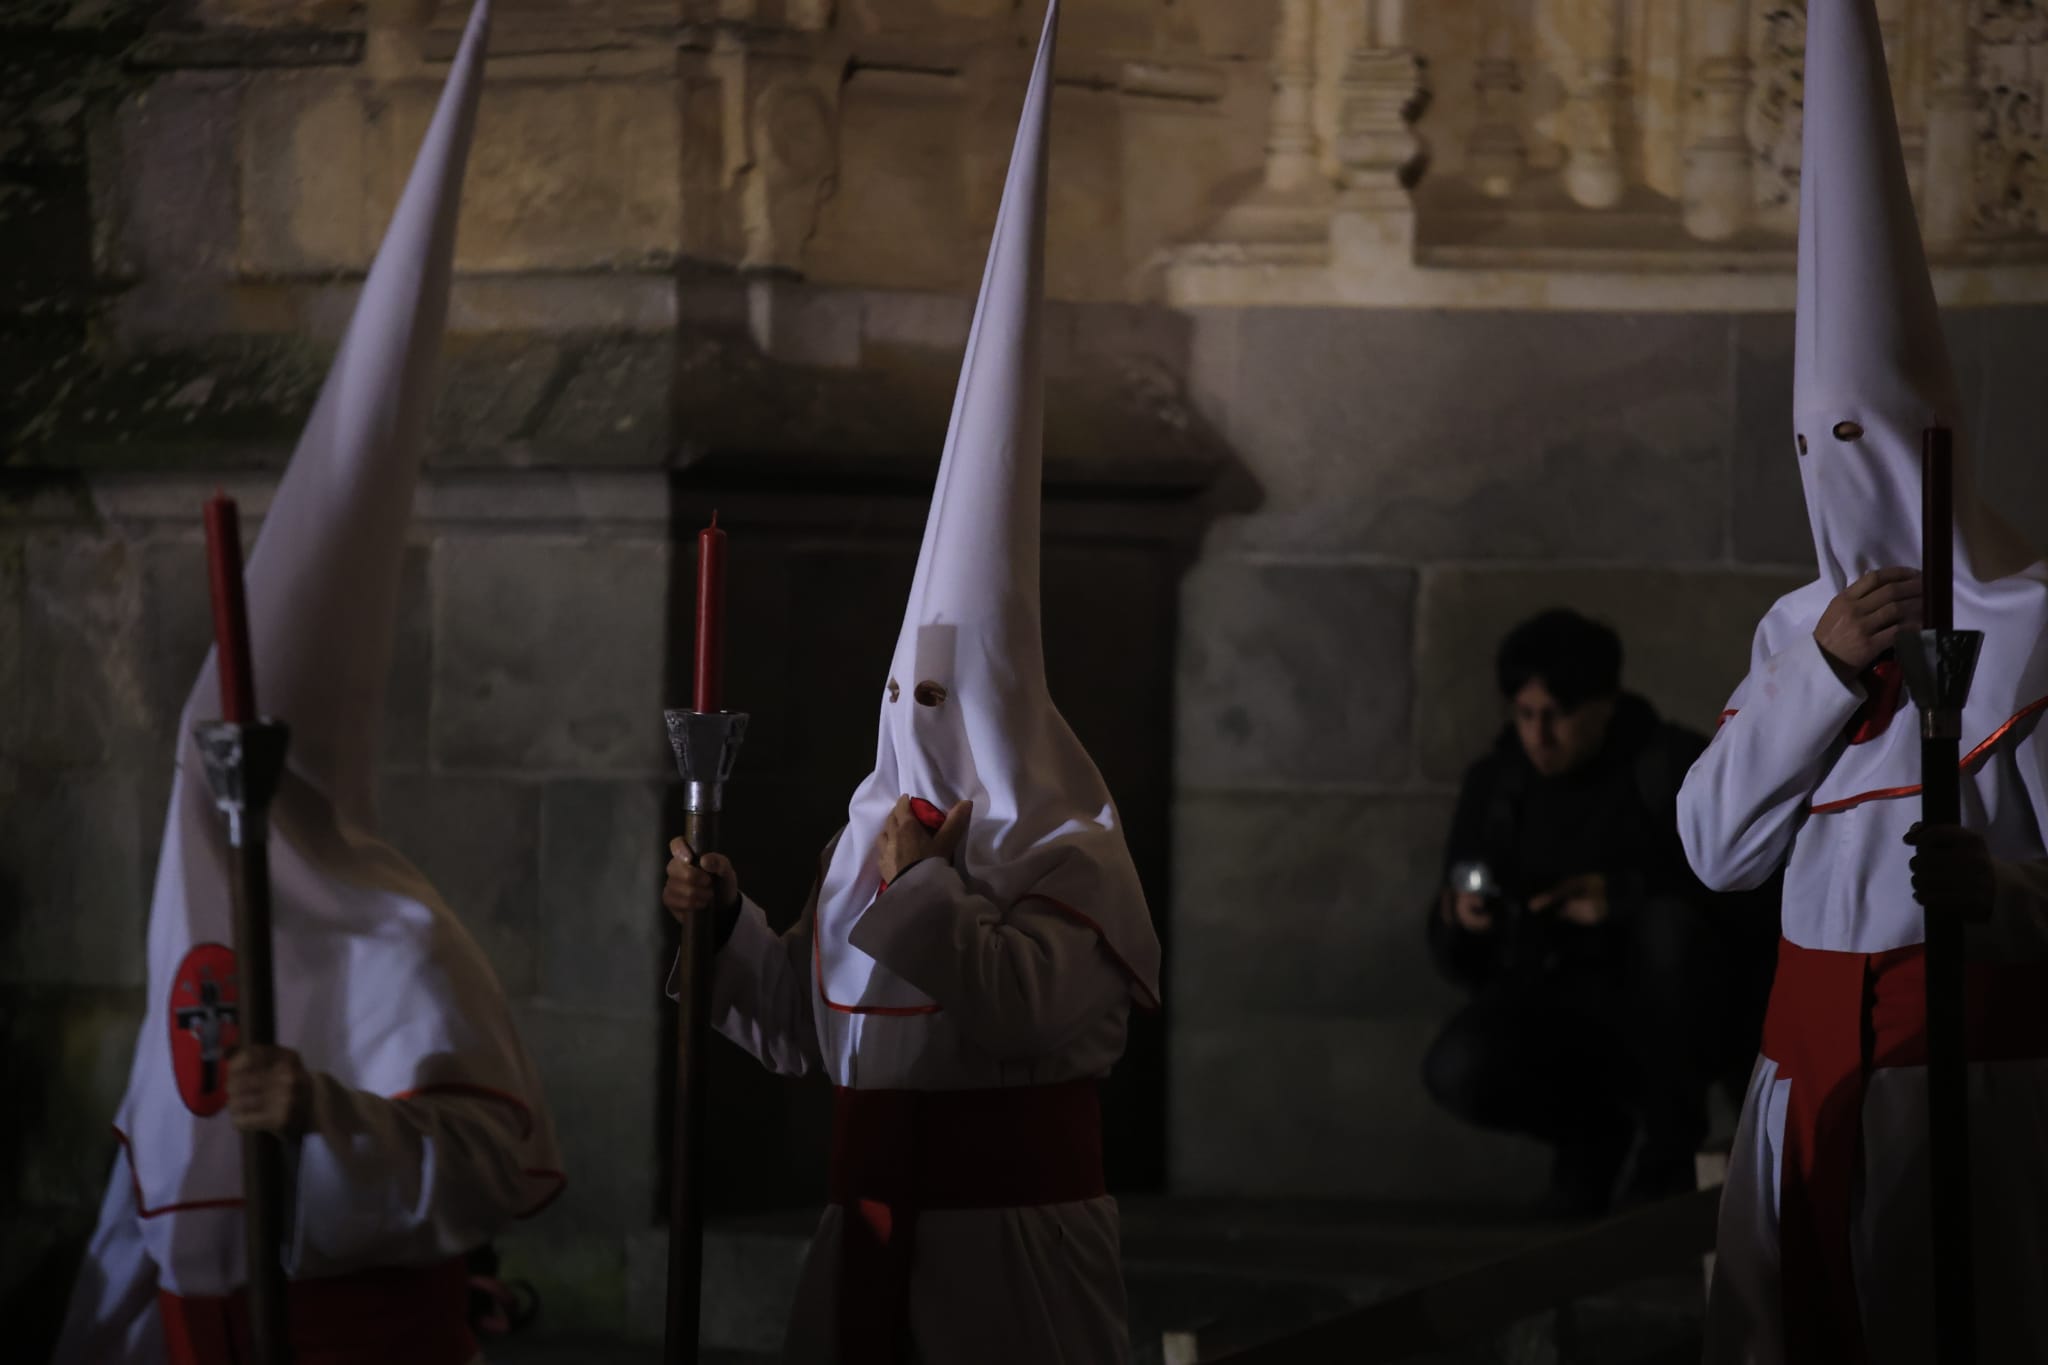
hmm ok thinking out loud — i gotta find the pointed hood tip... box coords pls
[213,0,492,827]
[888,0,1057,667]
[1793,0,1955,423]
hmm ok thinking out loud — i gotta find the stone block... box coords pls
[0,986,143,1210]
[239,72,368,274]
[1413,566,1810,784]
[112,75,239,284]
[1728,311,1809,568]
[493,1227,628,1339]
[514,1002,660,1238]
[807,74,969,292]
[0,765,150,989]
[431,534,669,775]
[537,779,666,1017]
[1172,793,1461,1021]
[135,534,213,746]
[1185,0,1275,59]
[1171,1015,1550,1201]
[427,335,564,463]
[0,539,22,759]
[857,289,973,355]
[846,0,1008,40]
[376,774,542,997]
[625,1220,812,1350]
[383,544,435,769]
[526,335,673,466]
[1195,309,1732,562]
[746,279,863,371]
[1971,305,2048,553]
[21,532,146,767]
[404,77,682,273]
[1063,0,1169,54]
[1176,558,1416,788]
[1119,89,1267,270]
[1043,87,1127,303]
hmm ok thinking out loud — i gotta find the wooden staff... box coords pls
[664,515,747,1364]
[200,494,293,1365]
[1919,427,1976,1364]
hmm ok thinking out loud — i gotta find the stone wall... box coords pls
[1167,299,2048,1200]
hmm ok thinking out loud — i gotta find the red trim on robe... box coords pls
[1808,695,2048,814]
[158,1256,475,1365]
[1844,657,1906,745]
[828,1081,1106,1365]
[116,1075,567,1222]
[1762,937,2048,1361]
[1716,695,2048,813]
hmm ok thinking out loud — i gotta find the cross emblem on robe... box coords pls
[174,967,238,1096]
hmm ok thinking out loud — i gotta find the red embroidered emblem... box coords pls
[169,943,241,1116]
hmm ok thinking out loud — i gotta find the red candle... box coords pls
[203,492,258,725]
[693,513,727,714]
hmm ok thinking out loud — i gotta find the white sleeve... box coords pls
[285,1079,542,1279]
[51,1147,164,1365]
[668,896,822,1078]
[1678,630,1866,892]
[847,858,1131,1059]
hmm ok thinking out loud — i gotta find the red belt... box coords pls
[157,1257,475,1365]
[1763,937,2048,1364]
[829,1080,1106,1365]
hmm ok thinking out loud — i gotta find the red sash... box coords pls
[829,1080,1106,1364]
[157,1257,475,1365]
[1763,937,2048,1363]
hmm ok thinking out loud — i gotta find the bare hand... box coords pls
[1814,567,1924,675]
[1440,888,1494,933]
[227,1045,312,1137]
[876,796,971,885]
[1906,823,1995,921]
[1530,873,1610,928]
[664,838,739,924]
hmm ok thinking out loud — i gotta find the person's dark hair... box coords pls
[1496,609,1623,712]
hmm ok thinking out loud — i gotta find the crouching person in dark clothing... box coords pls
[1422,610,1775,1219]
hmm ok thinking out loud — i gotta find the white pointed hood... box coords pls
[1791,0,2032,591]
[815,0,1161,1016]
[1767,0,2048,808]
[113,1,562,1294]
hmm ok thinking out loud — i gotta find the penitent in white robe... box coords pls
[1680,596,2048,1364]
[696,833,1142,1365]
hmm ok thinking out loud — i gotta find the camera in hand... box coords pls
[1446,859,1556,978]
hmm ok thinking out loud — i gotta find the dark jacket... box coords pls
[1426,693,1710,991]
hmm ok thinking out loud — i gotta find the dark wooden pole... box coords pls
[1921,425,1976,1365]
[665,801,720,1365]
[231,791,291,1365]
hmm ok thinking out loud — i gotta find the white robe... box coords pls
[697,835,1139,1365]
[54,1079,549,1365]
[1680,606,2048,1363]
